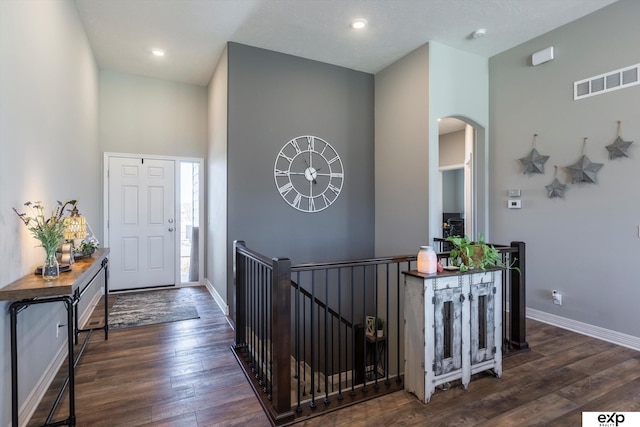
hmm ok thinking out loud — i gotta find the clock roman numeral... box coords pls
[309,197,316,212]
[275,169,290,177]
[279,152,294,163]
[328,183,340,195]
[327,156,340,165]
[306,136,314,152]
[322,193,332,206]
[279,182,293,196]
[330,172,343,179]
[293,193,302,209]
[290,139,302,154]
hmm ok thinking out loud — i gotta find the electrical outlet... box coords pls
[56,321,60,338]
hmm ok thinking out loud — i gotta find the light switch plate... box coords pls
[508,199,522,209]
[507,189,521,197]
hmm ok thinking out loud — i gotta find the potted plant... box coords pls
[76,239,99,256]
[376,317,384,337]
[445,234,508,272]
[13,200,75,280]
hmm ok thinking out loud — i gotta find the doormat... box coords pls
[109,289,200,329]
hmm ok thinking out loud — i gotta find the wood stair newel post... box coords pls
[510,241,529,351]
[233,240,246,347]
[271,257,295,422]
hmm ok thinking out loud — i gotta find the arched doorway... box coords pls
[436,116,487,242]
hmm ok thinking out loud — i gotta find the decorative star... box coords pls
[565,155,603,184]
[605,136,633,159]
[519,148,549,175]
[545,178,568,199]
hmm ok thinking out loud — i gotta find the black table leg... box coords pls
[103,258,109,340]
[10,302,21,427]
[65,296,76,426]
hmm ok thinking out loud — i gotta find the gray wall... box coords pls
[375,43,431,256]
[490,0,640,338]
[442,169,464,214]
[440,130,465,216]
[0,1,100,424]
[439,129,465,167]
[226,43,375,319]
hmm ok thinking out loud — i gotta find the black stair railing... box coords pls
[232,239,528,426]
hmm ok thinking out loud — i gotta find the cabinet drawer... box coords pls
[469,271,497,285]
[433,276,461,291]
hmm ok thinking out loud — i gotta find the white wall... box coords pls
[490,0,640,340]
[0,1,99,424]
[428,42,489,241]
[375,41,489,256]
[206,47,229,308]
[100,70,207,158]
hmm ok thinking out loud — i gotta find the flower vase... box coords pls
[42,250,60,281]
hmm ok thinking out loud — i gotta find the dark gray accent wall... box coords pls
[226,43,375,318]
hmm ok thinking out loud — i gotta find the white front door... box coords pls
[108,156,176,290]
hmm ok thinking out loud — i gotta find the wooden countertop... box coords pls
[0,248,109,301]
[402,266,502,279]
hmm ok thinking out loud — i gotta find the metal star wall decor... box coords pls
[546,178,568,198]
[519,134,549,175]
[565,138,603,184]
[606,136,633,159]
[545,167,567,199]
[606,121,633,160]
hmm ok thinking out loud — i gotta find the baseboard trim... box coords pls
[204,278,229,316]
[15,291,104,427]
[527,308,640,352]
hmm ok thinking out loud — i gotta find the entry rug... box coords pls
[109,289,200,329]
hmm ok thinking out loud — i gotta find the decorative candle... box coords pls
[417,246,437,274]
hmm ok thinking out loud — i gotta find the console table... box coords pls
[403,268,502,403]
[0,248,109,427]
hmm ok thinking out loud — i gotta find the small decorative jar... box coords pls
[417,246,437,274]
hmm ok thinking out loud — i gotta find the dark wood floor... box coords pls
[29,286,640,426]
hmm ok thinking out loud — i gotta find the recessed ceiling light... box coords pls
[351,19,367,30]
[471,29,487,39]
[151,49,165,57]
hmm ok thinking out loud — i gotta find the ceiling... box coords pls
[74,0,618,87]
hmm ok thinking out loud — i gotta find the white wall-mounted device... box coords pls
[508,199,521,209]
[552,290,562,306]
[532,46,554,66]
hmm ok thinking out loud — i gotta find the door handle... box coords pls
[168,228,174,232]
[168,218,174,223]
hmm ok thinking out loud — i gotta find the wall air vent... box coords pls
[574,63,640,100]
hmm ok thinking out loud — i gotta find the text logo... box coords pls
[583,412,640,427]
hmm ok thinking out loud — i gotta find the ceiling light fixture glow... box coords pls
[351,19,367,30]
[151,49,165,57]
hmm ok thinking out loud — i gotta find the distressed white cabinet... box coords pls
[403,269,502,403]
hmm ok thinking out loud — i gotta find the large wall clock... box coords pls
[274,135,344,213]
